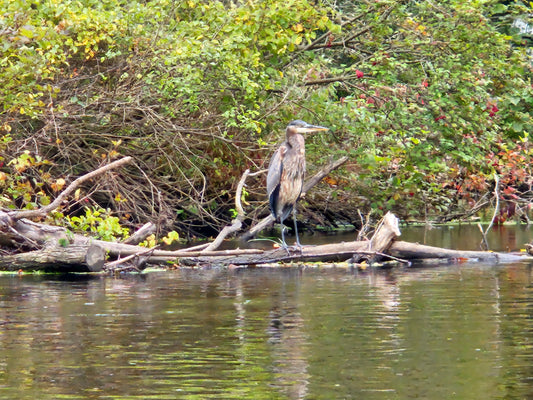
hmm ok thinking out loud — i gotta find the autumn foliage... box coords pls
[1,0,532,238]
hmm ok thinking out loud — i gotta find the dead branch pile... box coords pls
[2,157,530,273]
[5,63,358,240]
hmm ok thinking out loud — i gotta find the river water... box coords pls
[0,225,532,399]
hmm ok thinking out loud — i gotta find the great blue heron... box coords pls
[266,120,329,250]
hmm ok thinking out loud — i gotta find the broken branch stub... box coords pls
[365,211,401,263]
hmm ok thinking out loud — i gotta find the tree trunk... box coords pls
[0,242,105,272]
[388,240,520,263]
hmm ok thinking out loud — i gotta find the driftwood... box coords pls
[6,211,526,272]
[180,212,530,266]
[1,156,531,272]
[388,241,525,263]
[123,222,157,245]
[353,211,400,263]
[0,242,106,272]
[2,209,530,271]
[0,214,266,272]
[178,239,529,267]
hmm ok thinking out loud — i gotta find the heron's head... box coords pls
[287,120,329,135]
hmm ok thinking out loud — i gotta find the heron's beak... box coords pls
[297,124,329,133]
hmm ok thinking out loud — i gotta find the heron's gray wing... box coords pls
[266,143,287,218]
[266,147,282,199]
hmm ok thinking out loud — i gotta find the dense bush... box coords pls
[1,0,532,239]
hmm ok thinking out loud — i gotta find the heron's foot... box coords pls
[288,243,304,255]
[278,242,302,256]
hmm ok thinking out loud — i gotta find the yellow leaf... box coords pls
[51,178,66,192]
[162,231,180,245]
[115,193,127,203]
[74,188,81,201]
[140,234,156,248]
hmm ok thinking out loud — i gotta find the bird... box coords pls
[266,120,329,251]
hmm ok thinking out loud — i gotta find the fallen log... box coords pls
[3,203,531,272]
[354,211,400,263]
[180,240,375,266]
[181,211,401,266]
[179,213,530,266]
[1,213,530,271]
[1,155,530,272]
[0,216,265,271]
[388,240,526,263]
[178,239,530,267]
[0,242,106,272]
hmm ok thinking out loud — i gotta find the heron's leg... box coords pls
[292,207,302,252]
[279,214,289,250]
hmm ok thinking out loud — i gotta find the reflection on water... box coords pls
[0,265,531,399]
[0,226,532,399]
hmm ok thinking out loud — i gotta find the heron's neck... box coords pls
[286,133,304,149]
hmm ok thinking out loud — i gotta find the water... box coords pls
[0,226,532,399]
[254,223,533,254]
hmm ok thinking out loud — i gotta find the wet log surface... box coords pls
[388,240,525,263]
[0,242,106,272]
[178,239,529,267]
[179,213,530,267]
[1,213,530,272]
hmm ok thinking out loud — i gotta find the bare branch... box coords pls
[302,156,349,195]
[201,168,252,252]
[8,157,133,221]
